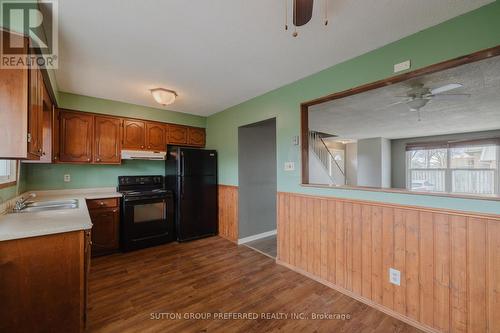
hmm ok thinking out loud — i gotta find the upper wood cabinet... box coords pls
[94,116,122,164]
[59,111,94,163]
[167,124,188,145]
[123,119,146,150]
[188,127,206,147]
[28,67,44,158]
[0,29,49,160]
[145,122,166,151]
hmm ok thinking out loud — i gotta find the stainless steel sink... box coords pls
[12,199,79,213]
[26,199,79,207]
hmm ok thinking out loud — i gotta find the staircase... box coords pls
[309,131,345,185]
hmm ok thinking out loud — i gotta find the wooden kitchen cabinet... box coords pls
[0,29,52,160]
[123,119,146,150]
[146,122,166,151]
[188,127,206,147]
[86,198,120,257]
[59,111,94,163]
[0,230,88,332]
[28,67,44,158]
[94,116,122,164]
[167,124,188,145]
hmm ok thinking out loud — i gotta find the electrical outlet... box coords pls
[389,268,401,286]
[284,162,295,171]
[394,60,411,73]
[64,174,71,183]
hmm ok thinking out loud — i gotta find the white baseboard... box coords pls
[237,229,276,245]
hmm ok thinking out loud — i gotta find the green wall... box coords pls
[58,92,205,127]
[23,160,164,190]
[206,2,500,215]
[21,93,206,191]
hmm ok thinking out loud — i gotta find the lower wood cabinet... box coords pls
[87,198,120,257]
[0,230,88,332]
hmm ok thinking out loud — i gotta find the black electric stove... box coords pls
[118,176,175,251]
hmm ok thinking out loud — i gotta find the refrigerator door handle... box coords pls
[180,152,185,176]
[180,179,184,198]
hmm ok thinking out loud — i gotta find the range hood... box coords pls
[121,150,166,161]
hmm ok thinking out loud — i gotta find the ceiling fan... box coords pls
[285,0,329,37]
[383,83,470,121]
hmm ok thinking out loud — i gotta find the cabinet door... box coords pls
[167,124,188,145]
[123,119,146,150]
[188,127,206,147]
[59,111,94,163]
[146,122,166,151]
[27,66,42,158]
[89,207,119,257]
[94,116,121,164]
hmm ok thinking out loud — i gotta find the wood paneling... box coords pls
[277,192,500,333]
[218,185,238,242]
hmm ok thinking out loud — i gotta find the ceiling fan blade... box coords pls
[430,93,471,99]
[293,0,314,26]
[375,99,410,110]
[430,83,463,95]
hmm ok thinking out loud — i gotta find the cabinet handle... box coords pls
[112,209,117,213]
[87,158,91,162]
[99,202,105,206]
[141,145,145,149]
[96,158,101,162]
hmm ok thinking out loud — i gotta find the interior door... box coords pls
[94,116,121,164]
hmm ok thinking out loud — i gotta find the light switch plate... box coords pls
[284,162,295,171]
[389,268,401,286]
[394,60,411,73]
[64,174,71,182]
[292,136,300,146]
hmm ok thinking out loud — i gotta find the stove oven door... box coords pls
[121,195,174,251]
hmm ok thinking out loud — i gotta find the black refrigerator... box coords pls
[165,147,218,241]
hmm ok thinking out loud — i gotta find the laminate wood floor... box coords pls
[244,235,277,258]
[88,236,422,333]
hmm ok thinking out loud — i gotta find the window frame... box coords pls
[406,144,499,195]
[0,160,18,189]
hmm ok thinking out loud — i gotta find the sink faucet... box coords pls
[13,193,37,212]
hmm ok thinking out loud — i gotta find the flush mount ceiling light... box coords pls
[150,88,177,106]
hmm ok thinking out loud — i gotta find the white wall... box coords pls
[357,137,391,188]
[345,143,358,186]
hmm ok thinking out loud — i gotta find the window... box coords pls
[406,139,499,195]
[0,160,17,186]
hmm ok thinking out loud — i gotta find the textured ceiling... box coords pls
[54,0,493,115]
[309,55,500,140]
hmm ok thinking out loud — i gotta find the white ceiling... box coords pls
[309,56,500,140]
[55,0,493,116]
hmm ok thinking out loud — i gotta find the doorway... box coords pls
[238,118,277,258]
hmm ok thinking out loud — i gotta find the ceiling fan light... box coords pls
[150,88,177,106]
[406,98,429,111]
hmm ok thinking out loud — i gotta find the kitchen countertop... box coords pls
[0,188,122,242]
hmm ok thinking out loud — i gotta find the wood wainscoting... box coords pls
[276,192,500,333]
[218,185,238,242]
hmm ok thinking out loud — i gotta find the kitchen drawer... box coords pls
[86,198,119,209]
